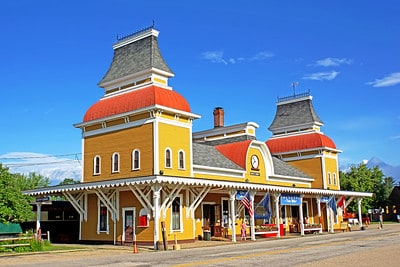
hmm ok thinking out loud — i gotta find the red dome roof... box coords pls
[266,133,336,154]
[83,85,191,122]
[216,140,252,169]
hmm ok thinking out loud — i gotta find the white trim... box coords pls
[132,149,140,170]
[97,199,109,234]
[112,152,120,173]
[122,207,136,242]
[178,150,185,170]
[193,165,245,178]
[170,195,183,233]
[23,175,373,198]
[93,155,101,175]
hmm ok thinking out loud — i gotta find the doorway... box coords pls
[122,207,135,244]
[203,204,220,236]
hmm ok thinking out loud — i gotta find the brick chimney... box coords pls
[213,107,224,128]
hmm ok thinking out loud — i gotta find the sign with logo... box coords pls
[236,190,247,201]
[280,194,301,205]
[320,196,330,203]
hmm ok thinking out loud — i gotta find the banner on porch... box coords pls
[280,194,301,205]
[321,196,330,203]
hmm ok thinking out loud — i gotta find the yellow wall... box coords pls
[83,123,154,182]
[287,158,323,188]
[157,122,191,177]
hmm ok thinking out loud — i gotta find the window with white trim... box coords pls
[112,152,120,173]
[178,150,185,169]
[165,148,172,168]
[98,201,109,233]
[93,155,101,175]
[328,172,332,184]
[333,173,337,185]
[171,196,182,231]
[132,149,140,170]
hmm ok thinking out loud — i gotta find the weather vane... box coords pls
[291,81,299,96]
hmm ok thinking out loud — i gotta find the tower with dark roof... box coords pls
[74,26,200,183]
[266,92,341,190]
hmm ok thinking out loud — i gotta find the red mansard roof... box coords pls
[215,140,252,169]
[83,85,191,122]
[266,132,336,154]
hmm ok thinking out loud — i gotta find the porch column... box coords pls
[152,184,162,250]
[249,191,256,241]
[36,203,41,233]
[273,193,281,238]
[357,198,363,229]
[316,196,322,234]
[299,194,304,236]
[229,189,237,242]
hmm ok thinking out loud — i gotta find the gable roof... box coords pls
[215,140,252,169]
[82,85,190,122]
[192,143,243,170]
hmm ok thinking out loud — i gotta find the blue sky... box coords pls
[0,0,399,182]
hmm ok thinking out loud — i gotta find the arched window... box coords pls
[112,152,120,173]
[178,150,185,169]
[328,172,332,184]
[93,155,101,175]
[132,149,140,170]
[165,148,172,168]
[333,173,337,185]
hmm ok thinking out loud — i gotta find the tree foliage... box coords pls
[0,164,50,223]
[58,178,80,185]
[340,163,394,214]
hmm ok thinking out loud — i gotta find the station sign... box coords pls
[236,190,247,200]
[35,196,50,203]
[280,194,301,205]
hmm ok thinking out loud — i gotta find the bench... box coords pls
[340,222,350,232]
[303,227,321,234]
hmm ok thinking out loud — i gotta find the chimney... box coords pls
[213,107,224,128]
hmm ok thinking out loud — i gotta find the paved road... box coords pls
[1,224,400,266]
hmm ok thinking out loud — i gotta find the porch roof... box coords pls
[23,175,373,198]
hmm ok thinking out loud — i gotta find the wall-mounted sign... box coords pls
[280,194,301,205]
[236,190,247,200]
[35,196,50,202]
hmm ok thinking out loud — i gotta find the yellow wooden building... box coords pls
[25,26,372,249]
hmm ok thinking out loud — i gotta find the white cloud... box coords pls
[0,152,82,185]
[313,57,353,67]
[201,50,273,64]
[201,51,228,64]
[367,72,400,87]
[251,51,274,61]
[302,70,339,81]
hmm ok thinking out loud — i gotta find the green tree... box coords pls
[340,163,392,214]
[58,178,80,185]
[0,164,50,223]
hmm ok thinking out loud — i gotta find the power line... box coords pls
[3,159,80,168]
[0,153,81,160]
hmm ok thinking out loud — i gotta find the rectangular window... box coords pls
[179,151,184,169]
[99,202,108,233]
[166,149,171,168]
[172,197,181,231]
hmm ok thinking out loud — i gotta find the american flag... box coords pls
[241,191,253,218]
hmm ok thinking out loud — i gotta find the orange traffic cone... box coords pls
[133,234,138,254]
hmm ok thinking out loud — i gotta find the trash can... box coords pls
[203,230,211,241]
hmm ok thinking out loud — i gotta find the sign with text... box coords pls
[280,194,301,205]
[236,190,247,201]
[35,196,50,203]
[320,196,330,203]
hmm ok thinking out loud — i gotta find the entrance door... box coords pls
[122,207,135,244]
[203,204,219,236]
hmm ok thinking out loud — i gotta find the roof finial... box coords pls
[291,81,299,96]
